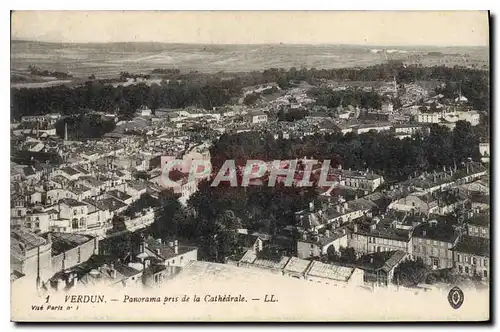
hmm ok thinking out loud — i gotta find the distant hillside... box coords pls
[11,40,489,78]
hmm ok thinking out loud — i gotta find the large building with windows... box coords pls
[347,216,413,255]
[411,220,459,269]
[467,213,490,239]
[451,236,490,280]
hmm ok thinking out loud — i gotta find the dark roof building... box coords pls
[451,236,490,258]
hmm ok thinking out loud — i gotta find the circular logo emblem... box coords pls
[448,286,464,309]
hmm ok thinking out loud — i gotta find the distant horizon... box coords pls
[11,39,489,49]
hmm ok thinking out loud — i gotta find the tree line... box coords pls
[210,120,481,182]
[11,63,489,120]
[307,87,384,109]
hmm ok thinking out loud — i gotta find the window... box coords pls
[465,256,469,263]
[458,265,463,273]
[465,267,469,274]
[310,244,314,249]
[432,258,439,268]
[172,260,175,264]
[484,270,488,278]
[73,209,77,215]
[35,222,39,229]
[483,259,488,267]
[17,210,21,217]
[180,256,183,261]
[473,258,477,265]
[457,254,462,263]
[26,222,31,228]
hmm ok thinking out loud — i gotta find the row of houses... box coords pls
[227,233,409,289]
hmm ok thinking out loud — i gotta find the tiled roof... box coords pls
[307,261,355,282]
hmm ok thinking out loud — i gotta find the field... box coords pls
[11,40,489,88]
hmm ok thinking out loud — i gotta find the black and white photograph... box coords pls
[9,10,491,322]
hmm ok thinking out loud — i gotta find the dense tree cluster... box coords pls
[28,65,73,79]
[392,257,428,287]
[11,79,242,120]
[54,114,116,139]
[11,151,63,165]
[188,181,317,231]
[119,71,151,81]
[326,246,357,264]
[243,93,260,105]
[123,193,161,218]
[210,121,481,181]
[144,179,316,262]
[277,107,309,122]
[307,87,384,109]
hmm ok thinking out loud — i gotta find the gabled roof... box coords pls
[379,251,407,273]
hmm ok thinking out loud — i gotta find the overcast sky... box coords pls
[11,11,489,46]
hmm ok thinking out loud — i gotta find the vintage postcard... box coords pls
[10,10,490,322]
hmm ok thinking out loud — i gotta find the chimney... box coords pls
[174,240,179,255]
[309,201,314,212]
[302,233,307,240]
[168,241,174,247]
[370,257,374,264]
[140,241,145,254]
[325,230,331,237]
[47,232,52,244]
[156,248,161,255]
[344,202,348,210]
[423,230,427,237]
